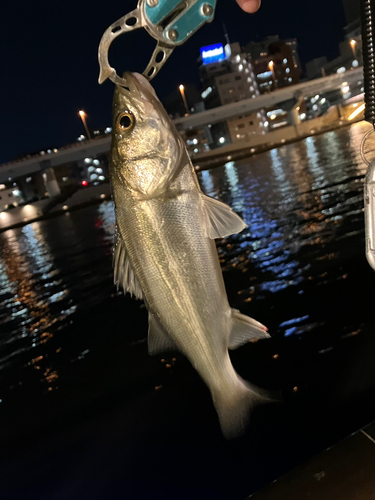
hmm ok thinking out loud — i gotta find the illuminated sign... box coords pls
[200,43,225,65]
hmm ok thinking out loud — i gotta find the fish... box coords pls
[109,72,270,438]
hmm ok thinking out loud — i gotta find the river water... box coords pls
[1,121,375,499]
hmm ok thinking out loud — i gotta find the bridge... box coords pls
[174,67,363,130]
[0,67,363,189]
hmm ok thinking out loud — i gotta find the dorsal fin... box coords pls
[201,194,247,239]
[113,225,143,300]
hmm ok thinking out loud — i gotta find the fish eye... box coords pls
[116,112,135,132]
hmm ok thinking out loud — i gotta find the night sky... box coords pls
[1,0,347,164]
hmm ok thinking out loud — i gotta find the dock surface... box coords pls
[249,422,375,500]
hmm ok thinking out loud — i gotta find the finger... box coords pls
[236,0,261,13]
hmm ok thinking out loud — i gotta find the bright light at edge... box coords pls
[348,103,365,120]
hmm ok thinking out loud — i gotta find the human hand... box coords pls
[236,0,261,13]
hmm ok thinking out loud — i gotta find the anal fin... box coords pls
[148,312,178,355]
[202,194,247,239]
[229,308,270,350]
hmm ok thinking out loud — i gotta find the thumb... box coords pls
[236,0,261,13]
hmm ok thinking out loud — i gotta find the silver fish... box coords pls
[110,72,270,438]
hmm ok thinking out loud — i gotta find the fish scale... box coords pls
[110,72,271,438]
[114,167,228,353]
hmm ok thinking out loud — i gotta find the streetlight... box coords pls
[78,110,92,140]
[268,60,277,89]
[350,39,357,59]
[178,85,189,116]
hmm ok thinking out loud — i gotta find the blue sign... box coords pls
[200,43,226,65]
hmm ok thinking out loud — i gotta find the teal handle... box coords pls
[145,0,217,45]
[145,0,182,24]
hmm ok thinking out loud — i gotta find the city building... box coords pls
[343,0,362,67]
[199,42,267,146]
[77,155,109,186]
[320,39,362,76]
[0,183,24,211]
[0,150,110,206]
[248,38,301,94]
[307,0,362,79]
[306,57,329,80]
[244,36,280,61]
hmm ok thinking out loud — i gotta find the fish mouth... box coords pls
[118,72,141,95]
[118,72,155,100]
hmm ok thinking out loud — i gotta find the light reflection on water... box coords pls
[0,121,372,401]
[0,203,115,398]
[198,121,370,335]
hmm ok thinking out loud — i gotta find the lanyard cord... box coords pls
[361,0,375,129]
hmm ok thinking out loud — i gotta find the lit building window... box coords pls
[341,84,350,94]
[201,86,213,99]
[257,71,272,79]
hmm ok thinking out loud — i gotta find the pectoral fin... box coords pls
[113,225,143,300]
[148,313,178,355]
[229,309,270,349]
[202,194,247,239]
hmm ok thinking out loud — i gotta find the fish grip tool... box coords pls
[98,0,217,86]
[361,0,375,269]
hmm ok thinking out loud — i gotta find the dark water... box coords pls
[1,122,375,499]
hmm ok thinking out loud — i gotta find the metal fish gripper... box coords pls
[98,0,217,86]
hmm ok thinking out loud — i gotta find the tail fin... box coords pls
[212,378,271,439]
